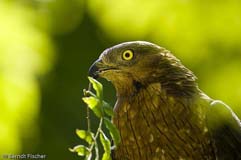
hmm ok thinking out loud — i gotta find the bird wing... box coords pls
[207,100,241,159]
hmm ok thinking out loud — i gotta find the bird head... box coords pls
[89,41,197,97]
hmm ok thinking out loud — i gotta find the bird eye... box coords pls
[122,50,134,61]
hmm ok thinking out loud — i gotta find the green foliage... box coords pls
[82,96,103,118]
[88,77,103,100]
[102,101,114,117]
[69,145,90,157]
[76,130,94,145]
[103,118,120,147]
[70,77,120,160]
[100,131,111,160]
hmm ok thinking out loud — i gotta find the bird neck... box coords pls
[114,82,201,117]
[114,78,200,101]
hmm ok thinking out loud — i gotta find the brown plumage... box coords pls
[89,41,241,160]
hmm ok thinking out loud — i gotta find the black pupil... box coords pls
[125,52,130,58]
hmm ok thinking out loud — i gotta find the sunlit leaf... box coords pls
[88,77,103,99]
[104,118,120,147]
[82,96,102,117]
[76,129,94,144]
[69,145,90,156]
[100,131,111,160]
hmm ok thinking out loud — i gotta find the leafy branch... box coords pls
[69,77,120,160]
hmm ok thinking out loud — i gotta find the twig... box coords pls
[88,118,103,159]
[84,82,92,132]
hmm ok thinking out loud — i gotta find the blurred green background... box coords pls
[0,0,241,159]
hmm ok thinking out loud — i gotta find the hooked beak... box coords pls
[89,58,117,79]
[88,59,102,79]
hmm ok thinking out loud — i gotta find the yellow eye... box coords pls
[122,50,134,60]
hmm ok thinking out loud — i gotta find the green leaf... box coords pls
[76,129,94,144]
[103,101,114,116]
[69,145,90,156]
[104,118,121,147]
[82,96,102,117]
[100,131,111,160]
[88,77,103,99]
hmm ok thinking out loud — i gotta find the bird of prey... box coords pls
[89,41,241,160]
